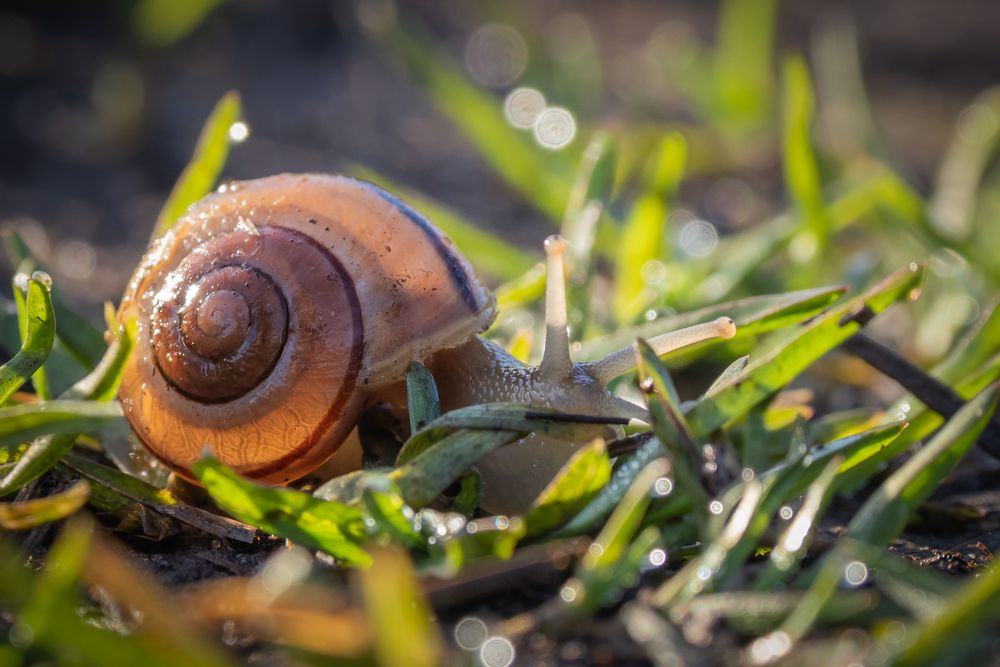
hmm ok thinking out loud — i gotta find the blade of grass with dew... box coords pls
[577,285,845,362]
[370,14,570,218]
[0,326,135,495]
[849,383,998,546]
[351,166,537,280]
[356,547,443,667]
[392,429,518,508]
[151,91,242,240]
[194,455,371,567]
[614,132,687,323]
[780,383,998,643]
[685,263,925,438]
[1,228,105,369]
[635,339,711,535]
[12,273,52,400]
[422,513,525,576]
[894,560,1000,667]
[0,400,123,450]
[406,361,440,434]
[557,460,668,618]
[0,479,89,530]
[643,421,907,531]
[523,438,611,537]
[651,479,765,607]
[361,479,423,550]
[753,456,842,589]
[782,55,829,259]
[0,273,54,405]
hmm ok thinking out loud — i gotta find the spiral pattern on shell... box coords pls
[117,174,495,484]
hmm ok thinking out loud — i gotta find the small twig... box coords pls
[841,334,965,416]
[840,331,1000,457]
[607,431,655,458]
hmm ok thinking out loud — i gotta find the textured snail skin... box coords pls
[117,174,494,484]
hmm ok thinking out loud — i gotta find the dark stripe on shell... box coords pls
[358,180,482,313]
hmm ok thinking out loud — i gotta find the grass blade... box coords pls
[151,91,242,240]
[0,479,89,530]
[614,133,687,323]
[523,438,611,537]
[356,547,443,667]
[0,273,54,405]
[1,228,105,369]
[686,263,925,438]
[194,455,371,567]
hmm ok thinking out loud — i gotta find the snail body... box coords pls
[118,173,735,511]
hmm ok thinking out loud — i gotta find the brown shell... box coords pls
[118,173,496,483]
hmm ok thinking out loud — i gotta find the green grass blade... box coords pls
[351,166,537,280]
[356,548,443,667]
[782,55,828,255]
[61,453,255,543]
[194,455,371,567]
[928,86,1000,241]
[559,460,668,616]
[12,274,51,400]
[523,438,611,537]
[753,456,842,589]
[635,339,711,533]
[714,0,778,130]
[848,383,998,546]
[895,560,1000,667]
[0,479,89,530]
[406,361,440,434]
[132,0,224,47]
[151,91,242,240]
[0,400,123,450]
[614,133,686,323]
[2,228,105,369]
[396,402,622,464]
[361,480,423,550]
[392,430,518,508]
[686,263,925,437]
[651,480,765,607]
[577,285,845,362]
[780,383,998,643]
[0,273,54,405]
[552,434,668,537]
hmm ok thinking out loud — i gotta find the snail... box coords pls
[117,173,736,513]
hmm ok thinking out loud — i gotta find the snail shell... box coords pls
[118,174,495,483]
